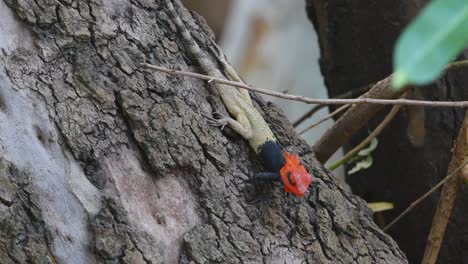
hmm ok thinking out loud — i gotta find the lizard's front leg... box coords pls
[206,108,253,140]
[253,172,281,182]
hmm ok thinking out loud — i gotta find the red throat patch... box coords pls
[279,152,313,197]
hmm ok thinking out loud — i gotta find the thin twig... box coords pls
[383,159,468,232]
[293,105,324,128]
[298,104,350,135]
[292,83,372,127]
[141,63,468,108]
[328,99,404,171]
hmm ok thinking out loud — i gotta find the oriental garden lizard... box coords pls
[164,0,312,196]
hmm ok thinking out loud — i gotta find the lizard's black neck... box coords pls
[258,140,285,172]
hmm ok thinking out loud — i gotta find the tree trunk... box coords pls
[306,0,468,263]
[0,0,406,263]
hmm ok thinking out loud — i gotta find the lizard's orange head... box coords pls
[279,151,313,197]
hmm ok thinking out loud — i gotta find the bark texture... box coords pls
[0,0,406,263]
[306,0,468,263]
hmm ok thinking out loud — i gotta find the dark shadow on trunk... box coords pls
[306,0,468,262]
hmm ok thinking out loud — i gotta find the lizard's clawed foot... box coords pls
[211,111,224,119]
[203,112,229,130]
[247,172,280,204]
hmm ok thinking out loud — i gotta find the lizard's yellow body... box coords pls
[165,0,276,154]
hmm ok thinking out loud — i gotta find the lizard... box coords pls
[163,0,313,197]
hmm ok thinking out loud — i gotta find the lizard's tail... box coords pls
[164,0,216,76]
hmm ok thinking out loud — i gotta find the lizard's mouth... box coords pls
[280,166,313,197]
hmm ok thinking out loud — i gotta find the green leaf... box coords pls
[368,202,394,213]
[392,0,468,89]
[357,137,378,156]
[348,155,373,175]
[327,138,379,172]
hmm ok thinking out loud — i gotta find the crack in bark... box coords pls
[113,90,155,174]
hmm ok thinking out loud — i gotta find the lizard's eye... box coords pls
[286,171,296,186]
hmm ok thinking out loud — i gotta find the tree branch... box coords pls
[313,76,407,163]
[313,60,468,163]
[421,110,468,264]
[328,98,404,171]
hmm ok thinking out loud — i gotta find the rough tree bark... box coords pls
[306,0,468,263]
[0,0,407,263]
